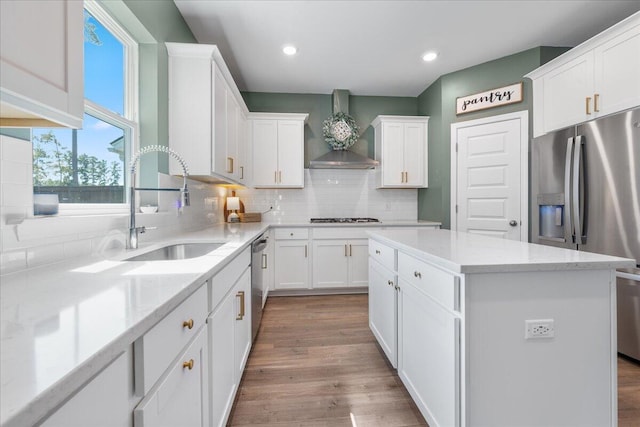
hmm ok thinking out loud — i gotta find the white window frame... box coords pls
[55,0,139,215]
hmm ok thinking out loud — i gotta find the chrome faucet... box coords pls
[128,145,190,249]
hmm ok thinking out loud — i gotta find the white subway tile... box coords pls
[63,240,92,259]
[1,136,32,163]
[2,183,32,208]
[0,250,27,275]
[1,160,30,185]
[26,244,65,268]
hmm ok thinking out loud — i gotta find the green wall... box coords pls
[417,46,569,228]
[241,92,418,167]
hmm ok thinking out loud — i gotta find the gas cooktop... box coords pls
[309,218,380,223]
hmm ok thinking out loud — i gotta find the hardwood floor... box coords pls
[228,294,426,426]
[229,294,640,426]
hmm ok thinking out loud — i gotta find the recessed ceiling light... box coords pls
[422,51,438,62]
[283,45,297,56]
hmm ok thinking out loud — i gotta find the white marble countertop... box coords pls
[368,228,635,274]
[267,220,441,228]
[0,222,268,427]
[0,219,439,427]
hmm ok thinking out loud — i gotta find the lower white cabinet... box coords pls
[134,328,209,427]
[398,277,460,427]
[41,351,134,427]
[368,257,398,367]
[208,258,252,427]
[312,239,368,288]
[274,230,310,290]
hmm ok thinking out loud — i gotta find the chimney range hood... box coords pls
[309,89,379,169]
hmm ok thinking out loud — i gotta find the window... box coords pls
[32,1,138,209]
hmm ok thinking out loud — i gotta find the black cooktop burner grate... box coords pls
[310,217,380,223]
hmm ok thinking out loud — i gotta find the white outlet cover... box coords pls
[525,319,555,339]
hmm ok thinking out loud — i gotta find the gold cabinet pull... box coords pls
[227,157,234,173]
[375,249,381,255]
[344,244,348,256]
[414,271,422,279]
[349,244,352,257]
[183,359,194,370]
[240,166,244,179]
[305,244,308,258]
[395,284,400,291]
[586,96,592,115]
[387,280,394,287]
[182,319,194,329]
[236,291,245,320]
[278,171,282,183]
[275,171,278,183]
[262,253,267,269]
[594,93,599,112]
[405,171,408,183]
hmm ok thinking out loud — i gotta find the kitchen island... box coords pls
[368,228,635,427]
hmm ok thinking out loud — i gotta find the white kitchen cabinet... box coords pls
[368,257,398,367]
[274,228,310,289]
[208,248,252,427]
[249,113,308,188]
[166,43,249,185]
[312,239,368,288]
[134,328,209,427]
[41,351,134,427]
[527,12,640,136]
[372,116,429,188]
[261,230,274,303]
[0,0,83,128]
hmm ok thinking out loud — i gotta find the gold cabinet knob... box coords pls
[183,359,194,370]
[387,280,394,286]
[375,250,381,255]
[182,319,194,329]
[414,271,422,278]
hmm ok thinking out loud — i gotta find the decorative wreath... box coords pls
[322,112,360,150]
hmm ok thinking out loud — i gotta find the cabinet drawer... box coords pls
[398,252,459,312]
[210,247,251,311]
[369,239,395,271]
[274,228,309,240]
[135,285,208,395]
[312,227,372,239]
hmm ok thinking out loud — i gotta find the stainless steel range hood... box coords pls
[309,89,379,169]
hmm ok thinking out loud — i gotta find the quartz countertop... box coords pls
[0,219,439,427]
[0,223,268,427]
[368,228,635,274]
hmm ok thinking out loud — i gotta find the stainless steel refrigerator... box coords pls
[531,108,640,361]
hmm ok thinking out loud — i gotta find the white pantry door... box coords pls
[451,111,528,241]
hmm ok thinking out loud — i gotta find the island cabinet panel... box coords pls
[368,257,398,367]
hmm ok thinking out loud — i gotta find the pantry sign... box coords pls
[456,82,523,115]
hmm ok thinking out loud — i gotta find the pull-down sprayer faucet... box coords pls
[128,145,190,249]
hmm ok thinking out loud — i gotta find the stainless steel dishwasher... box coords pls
[251,234,268,341]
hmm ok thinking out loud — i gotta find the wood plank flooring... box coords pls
[228,294,426,426]
[228,294,640,426]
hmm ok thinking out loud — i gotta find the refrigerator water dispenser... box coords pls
[538,194,564,240]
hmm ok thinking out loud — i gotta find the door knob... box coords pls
[509,220,518,227]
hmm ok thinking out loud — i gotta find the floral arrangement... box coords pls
[322,112,360,150]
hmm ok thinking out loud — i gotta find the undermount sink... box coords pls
[124,242,224,261]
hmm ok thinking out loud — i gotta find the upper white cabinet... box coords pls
[249,113,308,188]
[166,43,249,185]
[372,116,429,188]
[0,0,83,128]
[526,12,640,136]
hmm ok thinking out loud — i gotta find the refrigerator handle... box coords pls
[564,137,574,243]
[573,135,584,245]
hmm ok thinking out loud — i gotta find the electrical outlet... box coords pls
[525,319,555,339]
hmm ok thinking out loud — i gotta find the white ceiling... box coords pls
[174,1,640,97]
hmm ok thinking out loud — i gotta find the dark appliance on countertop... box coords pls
[310,218,381,223]
[250,234,268,341]
[531,108,640,361]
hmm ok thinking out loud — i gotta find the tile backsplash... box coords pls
[235,169,417,223]
[1,133,418,274]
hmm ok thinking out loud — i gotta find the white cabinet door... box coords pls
[236,111,248,183]
[225,90,238,178]
[594,22,640,117]
[368,259,397,367]
[134,328,209,427]
[540,53,594,134]
[251,119,279,187]
[398,278,460,427]
[41,351,133,427]
[234,268,252,380]
[381,122,405,186]
[403,122,426,187]
[209,290,236,427]
[213,65,228,177]
[348,239,369,287]
[277,120,305,187]
[313,240,350,288]
[0,0,83,128]
[274,240,309,289]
